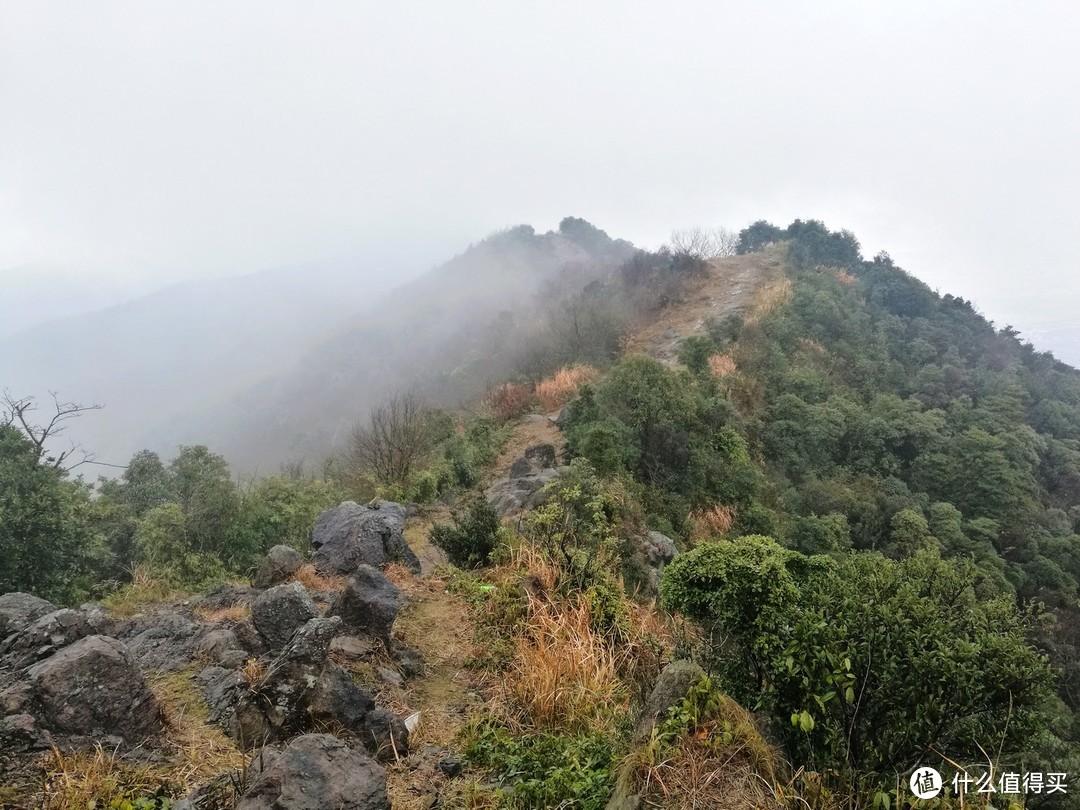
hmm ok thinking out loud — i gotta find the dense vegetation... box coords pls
[6,217,1080,806]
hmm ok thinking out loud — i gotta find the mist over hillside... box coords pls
[0,261,409,468]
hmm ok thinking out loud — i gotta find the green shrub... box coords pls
[463,719,615,810]
[430,497,502,569]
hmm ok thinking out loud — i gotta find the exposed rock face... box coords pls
[118,609,203,673]
[1,607,113,670]
[328,565,401,643]
[486,443,564,517]
[642,530,677,567]
[311,501,420,575]
[0,593,55,639]
[194,628,249,669]
[252,545,304,589]
[24,635,163,743]
[308,664,408,761]
[235,734,390,810]
[634,659,706,743]
[195,583,257,613]
[251,582,319,651]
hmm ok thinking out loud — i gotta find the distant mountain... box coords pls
[174,220,636,472]
[0,261,407,469]
[0,263,166,338]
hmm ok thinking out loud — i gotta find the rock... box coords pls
[485,467,563,517]
[24,635,163,743]
[308,664,407,761]
[392,643,426,678]
[0,592,55,639]
[118,609,203,673]
[251,582,319,651]
[312,500,420,575]
[524,443,557,469]
[330,635,376,660]
[438,754,463,777]
[235,733,390,810]
[252,545,304,589]
[633,659,706,743]
[231,616,341,748]
[328,565,401,643]
[1,607,113,670]
[377,667,403,687]
[642,531,677,567]
[194,583,257,613]
[195,628,249,669]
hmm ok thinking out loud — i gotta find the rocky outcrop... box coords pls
[633,659,706,743]
[252,545,304,589]
[118,609,204,673]
[7,635,163,746]
[235,734,390,810]
[312,500,420,575]
[486,446,565,517]
[251,582,319,650]
[327,565,401,644]
[0,593,55,639]
[308,664,408,761]
[1,607,113,670]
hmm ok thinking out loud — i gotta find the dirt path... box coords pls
[622,248,783,363]
[487,412,565,481]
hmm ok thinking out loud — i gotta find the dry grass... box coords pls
[534,364,600,411]
[148,669,247,785]
[101,565,188,618]
[618,693,784,810]
[194,603,251,623]
[744,277,793,325]
[484,383,534,422]
[707,351,737,378]
[834,268,858,285]
[27,670,247,808]
[241,657,265,686]
[290,563,345,592]
[688,504,736,539]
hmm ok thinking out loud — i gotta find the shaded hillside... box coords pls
[183,219,635,472]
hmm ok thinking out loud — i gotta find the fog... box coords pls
[2,2,1079,465]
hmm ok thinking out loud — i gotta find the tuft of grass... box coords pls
[290,563,344,592]
[102,565,189,618]
[193,603,251,623]
[535,365,600,411]
[34,746,176,809]
[688,504,736,539]
[744,277,793,325]
[707,351,737,378]
[484,383,534,422]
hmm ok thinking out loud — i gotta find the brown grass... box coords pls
[27,670,247,808]
[290,563,345,592]
[241,657,265,686]
[484,383,534,422]
[834,268,858,285]
[534,364,600,411]
[707,351,737,378]
[744,277,793,325]
[618,693,784,810]
[689,504,736,539]
[193,603,251,623]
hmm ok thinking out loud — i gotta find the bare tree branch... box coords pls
[346,392,437,488]
[2,390,103,470]
[669,226,738,260]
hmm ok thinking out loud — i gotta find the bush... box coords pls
[661,537,1055,782]
[430,497,503,569]
[485,383,533,422]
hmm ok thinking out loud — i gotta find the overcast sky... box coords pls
[2,1,1078,328]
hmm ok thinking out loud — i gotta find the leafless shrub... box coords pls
[669,226,738,260]
[347,392,437,488]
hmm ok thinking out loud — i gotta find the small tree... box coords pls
[2,390,101,470]
[669,226,738,260]
[347,392,438,488]
[430,497,502,569]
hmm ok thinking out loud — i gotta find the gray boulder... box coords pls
[231,616,342,748]
[0,592,55,639]
[235,733,389,810]
[118,609,203,673]
[252,545,304,589]
[24,635,163,743]
[633,659,706,743]
[1,607,113,670]
[251,582,319,651]
[194,628,249,669]
[328,565,401,643]
[312,501,420,575]
[486,467,563,517]
[309,664,407,761]
[642,531,677,567]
